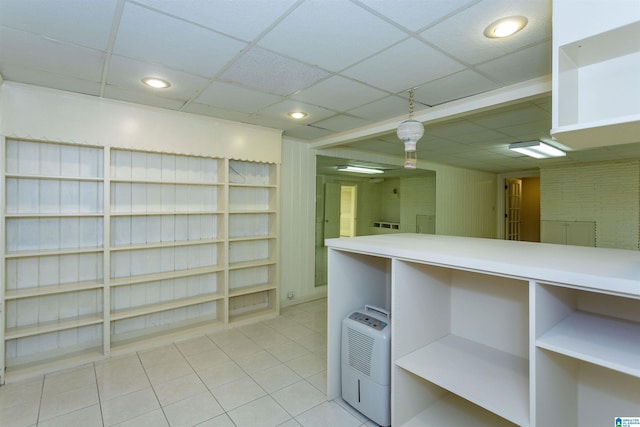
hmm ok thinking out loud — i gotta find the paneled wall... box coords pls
[540,159,640,250]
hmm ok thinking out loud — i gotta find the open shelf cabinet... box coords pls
[551,2,640,149]
[2,139,279,383]
[325,234,640,427]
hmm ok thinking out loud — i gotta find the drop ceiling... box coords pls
[1,0,638,173]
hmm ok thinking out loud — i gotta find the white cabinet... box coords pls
[2,139,279,382]
[326,234,640,427]
[551,0,640,149]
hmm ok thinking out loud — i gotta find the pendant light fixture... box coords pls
[396,88,424,169]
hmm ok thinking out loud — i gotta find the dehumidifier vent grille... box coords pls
[347,327,374,376]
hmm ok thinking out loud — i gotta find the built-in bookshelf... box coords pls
[1,139,279,381]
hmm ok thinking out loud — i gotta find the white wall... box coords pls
[0,83,282,161]
[541,159,640,250]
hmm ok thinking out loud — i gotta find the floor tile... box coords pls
[271,380,326,417]
[43,364,96,395]
[153,372,208,406]
[228,396,291,427]
[101,387,160,426]
[198,360,248,390]
[207,328,247,347]
[176,335,219,356]
[138,344,184,368]
[218,338,262,359]
[185,348,231,372]
[293,332,327,354]
[97,365,150,401]
[295,401,362,427]
[285,353,326,378]
[250,364,302,393]
[306,370,327,394]
[1,400,40,427]
[264,340,310,363]
[163,391,224,427]
[234,350,281,374]
[144,356,195,385]
[112,408,169,427]
[39,383,99,421]
[211,376,266,411]
[278,419,302,427]
[37,404,102,427]
[194,413,236,427]
[0,377,43,410]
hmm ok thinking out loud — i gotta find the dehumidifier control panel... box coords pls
[348,311,388,331]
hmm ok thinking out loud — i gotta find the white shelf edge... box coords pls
[228,235,276,242]
[110,293,223,321]
[5,174,104,182]
[110,178,222,186]
[536,311,640,377]
[5,246,104,258]
[5,314,104,340]
[110,265,223,287]
[109,210,223,216]
[229,283,277,298]
[5,280,104,299]
[228,210,276,214]
[110,238,223,251]
[229,183,277,188]
[395,334,529,427]
[228,259,276,270]
[5,212,104,218]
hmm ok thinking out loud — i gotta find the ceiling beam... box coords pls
[310,75,552,150]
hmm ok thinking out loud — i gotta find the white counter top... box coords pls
[325,234,640,297]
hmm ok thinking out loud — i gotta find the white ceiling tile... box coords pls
[219,47,329,96]
[313,115,373,133]
[102,85,186,111]
[107,55,209,101]
[413,69,501,106]
[496,119,552,139]
[258,0,407,71]
[419,0,552,65]
[114,2,247,77]
[468,101,549,128]
[475,41,552,86]
[0,64,102,97]
[0,26,105,81]
[258,100,337,124]
[0,0,118,50]
[195,82,282,113]
[348,96,411,122]
[427,119,488,138]
[284,124,334,140]
[357,0,479,31]
[348,139,403,155]
[134,0,297,41]
[291,76,388,112]
[343,38,466,93]
[181,102,253,123]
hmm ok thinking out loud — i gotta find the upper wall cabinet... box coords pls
[551,0,640,149]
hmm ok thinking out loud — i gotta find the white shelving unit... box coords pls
[326,234,640,427]
[108,149,226,351]
[227,160,279,323]
[551,1,640,149]
[2,140,106,378]
[2,140,279,382]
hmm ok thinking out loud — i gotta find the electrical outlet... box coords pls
[287,291,295,300]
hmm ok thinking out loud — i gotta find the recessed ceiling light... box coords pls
[288,111,307,119]
[337,165,384,174]
[484,16,528,38]
[142,77,171,89]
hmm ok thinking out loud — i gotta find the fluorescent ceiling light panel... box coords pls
[337,165,384,174]
[509,140,566,159]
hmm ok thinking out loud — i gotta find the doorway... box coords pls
[505,176,540,242]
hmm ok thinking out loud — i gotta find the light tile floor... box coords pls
[0,299,380,427]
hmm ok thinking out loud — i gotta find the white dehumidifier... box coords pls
[341,305,391,426]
